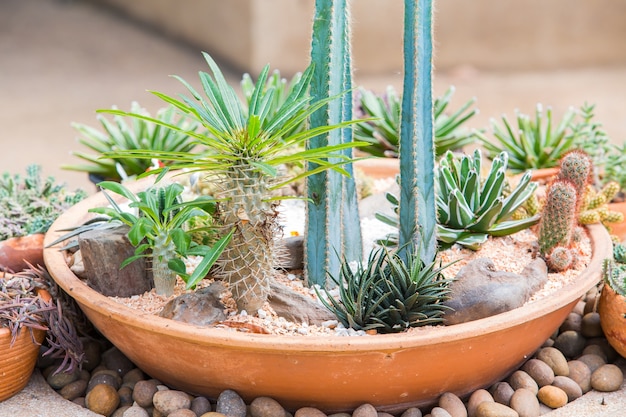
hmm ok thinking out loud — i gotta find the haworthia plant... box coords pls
[397,0,437,263]
[307,0,362,287]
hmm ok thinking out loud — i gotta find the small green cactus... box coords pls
[556,150,592,197]
[546,246,574,272]
[538,179,578,257]
[577,182,624,233]
[603,242,626,297]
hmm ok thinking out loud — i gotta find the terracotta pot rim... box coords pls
[43,176,610,351]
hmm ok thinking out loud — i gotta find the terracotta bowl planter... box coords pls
[43,180,611,413]
[0,326,46,401]
[0,234,45,273]
[598,283,626,359]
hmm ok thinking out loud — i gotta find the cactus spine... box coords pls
[538,179,578,256]
[306,0,362,286]
[397,0,437,263]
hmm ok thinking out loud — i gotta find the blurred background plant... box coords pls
[0,165,86,241]
[64,102,200,183]
[353,85,479,158]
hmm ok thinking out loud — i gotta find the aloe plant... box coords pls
[65,102,199,182]
[89,181,231,296]
[354,85,479,158]
[99,53,364,311]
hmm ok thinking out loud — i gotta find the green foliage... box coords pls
[537,179,578,257]
[317,247,452,333]
[0,165,87,240]
[604,142,626,193]
[99,53,364,310]
[578,182,624,232]
[436,149,540,250]
[602,242,626,297]
[570,103,612,183]
[354,85,479,158]
[477,104,581,174]
[89,181,231,296]
[65,102,199,181]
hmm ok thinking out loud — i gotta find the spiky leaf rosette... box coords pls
[538,179,578,256]
[99,53,365,311]
[317,247,452,333]
[436,149,540,250]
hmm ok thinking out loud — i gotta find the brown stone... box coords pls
[467,389,493,417]
[508,370,538,394]
[268,280,335,325]
[250,396,288,417]
[536,347,569,376]
[133,379,159,407]
[567,360,592,393]
[475,401,517,417]
[521,359,555,387]
[537,385,568,409]
[153,390,192,415]
[430,407,453,417]
[509,388,540,417]
[294,407,328,417]
[490,382,514,406]
[590,364,624,392]
[85,383,120,417]
[576,353,606,374]
[552,376,582,401]
[580,312,603,338]
[438,392,467,417]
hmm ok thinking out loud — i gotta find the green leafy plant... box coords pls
[436,149,540,250]
[317,247,452,333]
[602,243,626,297]
[354,85,479,158]
[89,181,232,296]
[604,143,626,194]
[477,104,582,174]
[99,53,365,311]
[578,182,624,231]
[64,102,199,182]
[0,165,87,241]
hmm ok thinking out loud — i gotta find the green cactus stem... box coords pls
[557,150,592,198]
[538,179,578,257]
[306,0,362,287]
[397,0,437,263]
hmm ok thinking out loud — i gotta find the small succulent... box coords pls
[0,165,87,241]
[318,247,452,333]
[602,242,626,297]
[604,143,626,194]
[537,180,578,259]
[477,104,583,174]
[578,182,624,232]
[354,85,479,158]
[570,103,612,184]
[436,149,540,250]
[65,102,199,182]
[89,181,232,296]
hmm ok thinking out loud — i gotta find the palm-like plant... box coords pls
[100,53,364,312]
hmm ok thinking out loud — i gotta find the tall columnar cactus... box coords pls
[306,0,362,286]
[397,0,437,263]
[538,179,578,257]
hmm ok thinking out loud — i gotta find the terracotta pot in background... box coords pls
[43,178,612,414]
[608,201,626,241]
[0,234,45,273]
[598,284,626,359]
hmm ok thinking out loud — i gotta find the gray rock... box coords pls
[216,389,247,417]
[159,282,226,326]
[443,257,548,325]
[268,280,335,325]
[78,224,152,297]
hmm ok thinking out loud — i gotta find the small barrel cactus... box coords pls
[546,246,574,272]
[556,150,592,198]
[538,179,578,257]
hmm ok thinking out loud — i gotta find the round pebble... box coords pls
[47,367,80,390]
[430,407,452,417]
[467,389,493,417]
[246,397,286,417]
[438,392,466,417]
[59,378,88,400]
[88,372,122,393]
[122,368,145,387]
[122,405,150,417]
[117,385,133,407]
[508,370,538,394]
[352,403,377,417]
[111,405,131,417]
[191,396,212,416]
[102,347,135,376]
[132,380,159,408]
[559,312,582,333]
[552,375,582,401]
[567,360,592,393]
[81,339,103,371]
[553,330,586,358]
[581,312,603,338]
[475,401,517,417]
[490,382,514,406]
[216,390,247,417]
[582,344,608,362]
[577,353,606,373]
[591,364,624,392]
[85,383,120,417]
[536,347,569,376]
[153,390,192,415]
[537,385,568,409]
[521,359,555,387]
[509,387,540,417]
[400,408,423,417]
[168,410,198,417]
[294,407,327,417]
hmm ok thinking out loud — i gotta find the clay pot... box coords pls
[0,234,45,272]
[0,287,49,401]
[43,177,611,414]
[608,201,626,241]
[598,283,626,359]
